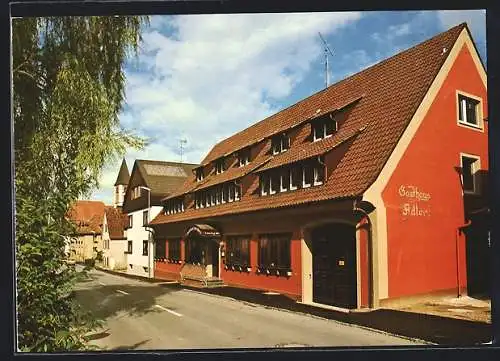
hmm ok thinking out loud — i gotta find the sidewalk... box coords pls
[93,267,491,346]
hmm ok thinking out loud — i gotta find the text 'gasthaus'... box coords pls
[398,185,431,202]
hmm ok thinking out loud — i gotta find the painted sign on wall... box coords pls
[398,185,432,217]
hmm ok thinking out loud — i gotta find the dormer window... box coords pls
[271,133,290,155]
[215,158,225,174]
[238,148,251,167]
[312,115,337,141]
[165,197,185,215]
[196,168,204,182]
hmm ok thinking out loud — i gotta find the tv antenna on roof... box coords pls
[318,32,334,89]
[179,138,187,163]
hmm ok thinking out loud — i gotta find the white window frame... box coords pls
[235,185,241,201]
[456,90,484,132]
[261,175,268,196]
[460,153,481,195]
[280,170,288,192]
[222,186,227,203]
[239,150,250,167]
[290,167,298,191]
[313,165,324,186]
[215,159,225,174]
[302,165,312,188]
[269,174,277,195]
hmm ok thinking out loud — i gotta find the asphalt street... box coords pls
[74,268,423,350]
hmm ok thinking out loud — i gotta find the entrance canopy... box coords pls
[185,224,221,239]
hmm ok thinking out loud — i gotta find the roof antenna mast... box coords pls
[318,32,334,89]
[179,138,187,163]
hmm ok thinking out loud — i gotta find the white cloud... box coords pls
[437,10,486,62]
[437,9,486,43]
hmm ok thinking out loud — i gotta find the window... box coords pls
[196,168,204,182]
[290,166,300,190]
[127,241,132,254]
[280,169,289,192]
[458,94,481,128]
[260,174,270,196]
[238,148,251,167]
[271,133,290,155]
[155,240,166,260]
[143,210,149,226]
[127,215,133,229]
[166,198,185,214]
[142,240,148,256]
[302,164,313,188]
[229,184,235,202]
[461,154,480,193]
[312,116,337,141]
[270,172,279,195]
[222,185,227,203]
[215,158,225,174]
[168,239,181,261]
[234,184,241,201]
[226,236,250,267]
[131,186,142,200]
[258,234,291,271]
[314,158,325,185]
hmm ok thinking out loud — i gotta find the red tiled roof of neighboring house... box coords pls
[68,200,106,234]
[104,206,128,239]
[150,23,469,226]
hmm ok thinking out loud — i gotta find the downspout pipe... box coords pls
[353,200,375,309]
[456,219,472,298]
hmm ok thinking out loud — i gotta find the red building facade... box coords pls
[150,23,488,310]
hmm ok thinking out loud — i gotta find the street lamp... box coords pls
[139,186,152,279]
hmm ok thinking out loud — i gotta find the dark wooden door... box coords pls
[312,223,357,309]
[465,217,490,296]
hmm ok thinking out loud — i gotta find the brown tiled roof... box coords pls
[255,126,366,173]
[151,23,468,225]
[164,156,273,200]
[104,206,128,239]
[135,159,199,197]
[68,200,106,234]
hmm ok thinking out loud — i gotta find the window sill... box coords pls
[167,259,182,264]
[458,120,483,131]
[256,267,292,277]
[224,264,251,272]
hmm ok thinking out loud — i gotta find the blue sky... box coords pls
[90,10,486,205]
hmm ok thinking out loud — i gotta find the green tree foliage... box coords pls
[13,16,149,352]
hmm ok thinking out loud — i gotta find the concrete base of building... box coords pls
[126,263,153,279]
[379,287,468,309]
[296,301,351,314]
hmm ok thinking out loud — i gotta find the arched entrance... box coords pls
[311,223,357,309]
[184,224,221,278]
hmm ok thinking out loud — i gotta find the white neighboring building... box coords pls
[102,206,128,271]
[122,159,198,278]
